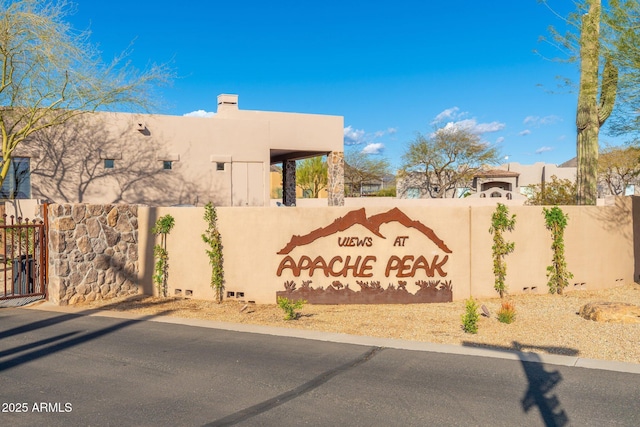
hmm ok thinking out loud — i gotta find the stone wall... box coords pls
[48,204,139,305]
[327,151,345,206]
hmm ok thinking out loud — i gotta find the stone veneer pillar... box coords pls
[48,204,139,305]
[283,159,297,206]
[327,151,345,206]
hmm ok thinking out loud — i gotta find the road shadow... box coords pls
[462,340,577,427]
[0,306,174,373]
[203,347,383,426]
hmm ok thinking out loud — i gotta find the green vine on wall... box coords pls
[202,202,224,302]
[489,203,516,298]
[543,206,573,295]
[152,214,175,297]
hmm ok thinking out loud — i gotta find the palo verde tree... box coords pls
[344,150,390,197]
[489,203,516,298]
[604,0,640,144]
[598,145,640,196]
[0,0,170,190]
[401,125,500,198]
[296,156,328,198]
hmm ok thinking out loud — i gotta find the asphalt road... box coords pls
[0,308,638,426]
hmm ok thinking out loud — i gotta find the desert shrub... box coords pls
[461,298,480,334]
[372,187,396,197]
[526,175,577,206]
[277,297,306,320]
[497,301,516,324]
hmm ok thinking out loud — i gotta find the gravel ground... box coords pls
[76,283,640,364]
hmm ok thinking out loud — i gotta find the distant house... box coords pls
[344,170,396,197]
[12,94,345,207]
[469,169,525,200]
[396,161,577,201]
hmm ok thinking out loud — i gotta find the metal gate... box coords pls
[0,211,47,301]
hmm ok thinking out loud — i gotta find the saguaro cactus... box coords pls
[576,0,618,205]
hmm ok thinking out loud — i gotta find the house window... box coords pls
[406,188,420,199]
[216,162,225,171]
[104,159,115,169]
[456,187,471,198]
[0,157,30,199]
[163,161,172,170]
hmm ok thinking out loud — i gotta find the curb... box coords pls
[23,301,640,375]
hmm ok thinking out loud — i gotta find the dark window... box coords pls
[104,159,115,169]
[163,161,172,170]
[216,162,225,171]
[0,157,30,199]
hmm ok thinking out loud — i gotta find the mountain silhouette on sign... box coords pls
[277,207,452,255]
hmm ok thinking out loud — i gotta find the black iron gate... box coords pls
[0,211,47,301]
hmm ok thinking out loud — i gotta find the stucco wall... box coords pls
[19,99,343,208]
[131,198,634,304]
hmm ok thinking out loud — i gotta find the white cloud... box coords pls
[344,125,397,146]
[474,121,506,133]
[344,126,366,145]
[432,107,464,124]
[440,118,505,135]
[362,143,385,155]
[535,146,553,154]
[496,136,505,144]
[519,129,531,136]
[183,110,216,118]
[523,115,562,127]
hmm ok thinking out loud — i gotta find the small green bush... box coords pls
[543,206,573,295]
[461,298,480,334]
[202,202,224,302]
[497,301,516,324]
[489,203,516,298]
[277,296,306,320]
[152,214,175,297]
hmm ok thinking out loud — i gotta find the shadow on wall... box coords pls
[140,207,158,297]
[24,115,200,206]
[586,197,635,279]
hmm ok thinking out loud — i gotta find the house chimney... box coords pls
[217,94,238,113]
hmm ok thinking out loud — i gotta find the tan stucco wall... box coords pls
[20,97,343,207]
[136,198,634,304]
[498,162,576,193]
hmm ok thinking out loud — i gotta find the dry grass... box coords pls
[77,283,640,364]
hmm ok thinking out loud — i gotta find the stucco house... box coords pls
[396,160,578,202]
[8,94,345,207]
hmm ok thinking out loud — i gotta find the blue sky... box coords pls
[66,0,622,170]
